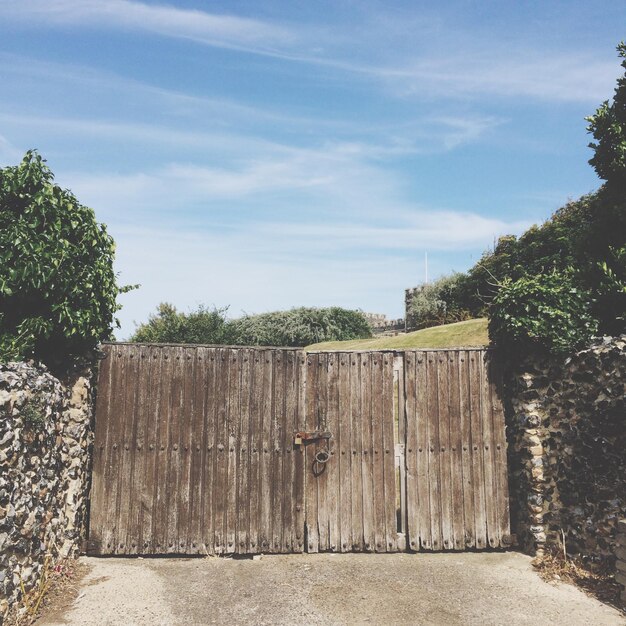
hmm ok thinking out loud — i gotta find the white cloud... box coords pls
[1,2,619,104]
[2,0,296,55]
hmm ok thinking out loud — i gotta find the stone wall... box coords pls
[0,362,93,620]
[506,335,626,570]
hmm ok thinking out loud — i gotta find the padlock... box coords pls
[294,434,303,445]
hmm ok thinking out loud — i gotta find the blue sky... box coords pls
[1,1,624,337]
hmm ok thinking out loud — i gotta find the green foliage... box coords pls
[131,303,231,344]
[0,151,131,367]
[21,399,46,430]
[586,42,626,187]
[130,304,372,348]
[488,270,598,356]
[227,307,372,347]
[408,273,471,329]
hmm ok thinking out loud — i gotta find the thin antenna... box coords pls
[424,251,428,284]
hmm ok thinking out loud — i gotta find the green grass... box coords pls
[306,318,489,351]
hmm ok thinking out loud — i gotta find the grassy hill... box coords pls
[306,318,489,351]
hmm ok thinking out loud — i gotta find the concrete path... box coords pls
[41,552,625,626]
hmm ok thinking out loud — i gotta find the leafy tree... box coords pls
[131,303,231,344]
[0,151,130,368]
[408,273,471,329]
[586,42,626,188]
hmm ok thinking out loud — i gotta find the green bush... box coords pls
[131,303,231,344]
[227,307,372,347]
[131,305,373,348]
[488,270,598,356]
[0,151,130,368]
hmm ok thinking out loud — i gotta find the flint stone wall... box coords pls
[506,335,626,570]
[0,362,93,620]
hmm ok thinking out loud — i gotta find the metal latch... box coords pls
[294,430,332,445]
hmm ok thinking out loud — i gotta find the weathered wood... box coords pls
[338,354,352,552]
[469,351,487,549]
[258,349,273,552]
[459,351,475,549]
[304,353,320,552]
[447,351,465,551]
[436,352,453,550]
[382,355,397,551]
[247,349,261,553]
[404,352,419,551]
[293,352,306,552]
[349,354,364,551]
[415,352,432,550]
[89,344,511,556]
[360,353,376,552]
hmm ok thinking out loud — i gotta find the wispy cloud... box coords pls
[1,1,618,104]
[2,0,297,55]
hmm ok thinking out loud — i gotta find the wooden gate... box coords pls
[87,343,510,555]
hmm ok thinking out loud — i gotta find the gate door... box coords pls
[303,352,403,553]
[88,343,306,555]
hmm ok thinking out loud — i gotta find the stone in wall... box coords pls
[506,336,626,571]
[0,362,93,621]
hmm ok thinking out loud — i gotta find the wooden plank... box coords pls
[326,353,340,551]
[304,353,319,553]
[360,353,375,552]
[270,351,285,553]
[349,353,364,551]
[415,352,432,550]
[394,355,407,551]
[226,349,239,554]
[382,354,397,551]
[203,348,219,555]
[489,356,511,544]
[99,344,126,554]
[316,353,330,551]
[213,348,229,554]
[437,351,453,550]
[338,353,352,552]
[293,351,306,553]
[166,346,184,554]
[176,348,195,553]
[139,346,162,554]
[448,351,465,550]
[151,347,172,553]
[129,345,151,554]
[404,351,419,551]
[426,351,442,550]
[88,344,114,553]
[118,344,140,554]
[247,349,262,553]
[258,349,274,552]
[236,348,252,554]
[281,351,294,552]
[190,347,208,554]
[469,351,487,549]
[479,351,499,549]
[459,351,475,548]
[371,354,386,552]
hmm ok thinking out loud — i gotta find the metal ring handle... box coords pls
[314,449,330,464]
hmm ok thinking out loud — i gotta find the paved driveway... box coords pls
[41,552,625,625]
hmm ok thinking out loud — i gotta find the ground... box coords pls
[306,318,489,351]
[39,552,624,626]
